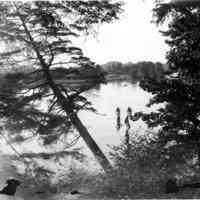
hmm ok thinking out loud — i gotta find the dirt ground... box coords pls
[22,189,200,200]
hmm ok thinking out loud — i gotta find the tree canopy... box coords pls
[0,1,122,172]
[136,1,200,172]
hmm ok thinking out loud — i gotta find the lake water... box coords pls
[78,81,157,155]
[0,80,160,194]
[0,81,159,171]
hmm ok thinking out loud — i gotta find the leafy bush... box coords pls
[57,165,91,192]
[89,131,169,197]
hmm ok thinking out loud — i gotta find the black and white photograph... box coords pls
[0,0,200,199]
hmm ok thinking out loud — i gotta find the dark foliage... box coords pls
[102,61,168,81]
[0,1,122,172]
[101,132,168,197]
[137,1,200,172]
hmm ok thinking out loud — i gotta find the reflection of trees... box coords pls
[112,81,123,88]
[83,84,102,99]
[92,84,101,91]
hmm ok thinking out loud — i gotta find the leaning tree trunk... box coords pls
[42,66,113,173]
[70,113,113,173]
[19,11,113,173]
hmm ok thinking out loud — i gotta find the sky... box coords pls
[79,0,169,65]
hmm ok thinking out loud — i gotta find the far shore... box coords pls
[105,73,131,81]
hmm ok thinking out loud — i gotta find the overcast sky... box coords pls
[79,0,169,65]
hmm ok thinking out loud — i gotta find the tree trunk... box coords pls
[47,75,113,173]
[42,67,113,173]
[40,66,113,173]
[47,77,113,173]
[70,113,113,173]
[17,12,113,173]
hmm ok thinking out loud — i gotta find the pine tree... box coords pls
[138,1,200,169]
[0,1,122,173]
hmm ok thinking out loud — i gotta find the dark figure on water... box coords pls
[116,107,121,130]
[124,107,132,131]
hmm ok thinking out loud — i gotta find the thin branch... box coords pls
[0,30,30,44]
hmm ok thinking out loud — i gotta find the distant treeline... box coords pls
[101,61,169,81]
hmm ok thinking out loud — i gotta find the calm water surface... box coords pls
[0,81,159,177]
[0,81,157,158]
[79,81,156,152]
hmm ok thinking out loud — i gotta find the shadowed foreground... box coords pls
[23,189,200,200]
